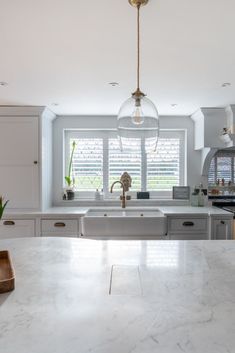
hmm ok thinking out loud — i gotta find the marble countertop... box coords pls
[1,237,235,353]
[3,205,233,218]
[3,207,89,218]
[158,206,233,216]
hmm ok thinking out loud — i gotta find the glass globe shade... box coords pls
[117,95,160,152]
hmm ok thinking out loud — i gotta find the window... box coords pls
[64,130,185,198]
[109,138,141,190]
[147,137,181,191]
[208,151,235,185]
[68,138,103,191]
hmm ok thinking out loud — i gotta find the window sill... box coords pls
[54,198,190,207]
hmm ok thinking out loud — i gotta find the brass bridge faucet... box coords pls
[110,181,126,208]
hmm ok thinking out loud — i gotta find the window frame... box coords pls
[64,129,186,199]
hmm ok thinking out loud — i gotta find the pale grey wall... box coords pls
[52,115,201,204]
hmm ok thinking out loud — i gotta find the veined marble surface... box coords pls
[1,238,235,353]
[3,205,233,218]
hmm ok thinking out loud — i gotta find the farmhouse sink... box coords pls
[81,208,166,238]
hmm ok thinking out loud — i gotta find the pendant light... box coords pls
[117,0,159,152]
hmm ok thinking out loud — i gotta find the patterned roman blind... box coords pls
[70,138,103,190]
[147,138,181,190]
[109,138,141,190]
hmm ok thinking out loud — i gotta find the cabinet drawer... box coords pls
[0,219,35,239]
[41,219,78,237]
[168,217,208,233]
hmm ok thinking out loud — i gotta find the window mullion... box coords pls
[64,132,70,189]
[141,138,147,191]
[232,157,234,183]
[214,156,217,184]
[103,136,109,198]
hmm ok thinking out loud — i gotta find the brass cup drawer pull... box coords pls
[54,222,66,228]
[183,221,194,227]
[3,221,15,226]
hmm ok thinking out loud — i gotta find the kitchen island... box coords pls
[0,237,235,353]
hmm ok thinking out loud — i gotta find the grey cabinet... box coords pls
[0,106,56,212]
[0,116,39,209]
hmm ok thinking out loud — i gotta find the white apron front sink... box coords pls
[81,208,167,239]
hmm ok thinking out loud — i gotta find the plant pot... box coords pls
[66,190,75,200]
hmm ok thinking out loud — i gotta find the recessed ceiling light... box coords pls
[109,82,119,87]
[222,82,231,87]
[51,103,59,106]
[171,103,178,107]
[0,81,8,86]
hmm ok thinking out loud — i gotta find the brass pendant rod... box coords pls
[137,3,140,91]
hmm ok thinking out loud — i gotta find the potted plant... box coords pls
[0,196,9,220]
[65,141,76,200]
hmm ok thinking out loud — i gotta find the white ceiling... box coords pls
[1,0,235,116]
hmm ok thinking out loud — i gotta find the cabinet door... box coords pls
[212,219,232,240]
[0,117,39,209]
[0,220,35,239]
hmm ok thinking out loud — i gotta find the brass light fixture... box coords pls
[117,0,159,152]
